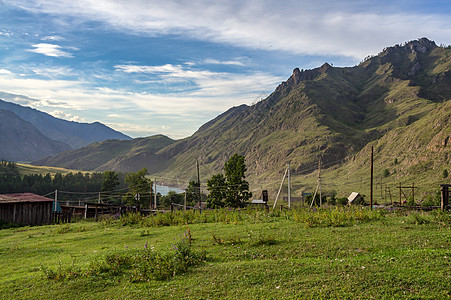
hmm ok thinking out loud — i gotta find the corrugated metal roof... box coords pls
[251,199,267,204]
[0,193,53,204]
[348,192,361,202]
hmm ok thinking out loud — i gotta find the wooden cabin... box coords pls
[0,193,53,226]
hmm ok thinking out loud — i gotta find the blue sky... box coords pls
[0,0,450,139]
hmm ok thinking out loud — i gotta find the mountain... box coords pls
[34,135,175,172]
[33,38,451,195]
[0,99,131,149]
[0,110,71,161]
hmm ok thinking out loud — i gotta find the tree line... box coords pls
[0,154,253,209]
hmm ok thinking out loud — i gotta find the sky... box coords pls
[0,0,450,139]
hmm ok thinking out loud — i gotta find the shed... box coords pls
[348,192,365,205]
[0,193,54,226]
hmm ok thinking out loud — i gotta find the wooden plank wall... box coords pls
[0,202,53,226]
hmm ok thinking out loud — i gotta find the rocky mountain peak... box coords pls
[406,37,437,54]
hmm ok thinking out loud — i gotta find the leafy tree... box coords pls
[224,154,252,207]
[443,169,449,178]
[159,191,185,208]
[124,168,153,207]
[206,173,227,208]
[185,180,201,207]
[206,154,251,208]
[383,169,390,177]
[101,171,120,192]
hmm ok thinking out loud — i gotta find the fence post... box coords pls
[441,184,449,212]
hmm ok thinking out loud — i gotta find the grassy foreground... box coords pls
[0,208,450,299]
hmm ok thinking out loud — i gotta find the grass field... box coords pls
[16,163,88,176]
[0,208,449,299]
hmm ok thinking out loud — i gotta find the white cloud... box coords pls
[107,113,122,118]
[0,68,282,138]
[202,58,246,66]
[0,69,12,74]
[0,30,12,37]
[27,43,74,57]
[50,110,87,122]
[42,35,65,41]
[7,0,451,59]
[31,66,73,77]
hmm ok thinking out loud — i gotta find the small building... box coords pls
[251,190,269,209]
[0,193,54,226]
[348,192,365,205]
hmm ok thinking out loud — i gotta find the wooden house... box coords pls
[0,193,53,226]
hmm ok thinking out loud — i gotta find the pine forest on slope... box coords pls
[33,38,451,197]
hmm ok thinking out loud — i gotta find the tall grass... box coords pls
[103,208,276,228]
[41,228,206,282]
[102,206,386,229]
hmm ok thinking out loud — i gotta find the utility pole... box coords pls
[154,179,157,209]
[197,160,201,204]
[54,189,58,212]
[370,146,373,210]
[319,159,322,206]
[288,163,291,208]
[273,166,288,210]
[184,191,187,211]
[150,181,153,209]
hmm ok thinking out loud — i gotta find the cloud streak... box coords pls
[8,0,451,59]
[28,43,74,57]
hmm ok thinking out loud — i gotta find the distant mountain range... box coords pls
[0,99,131,161]
[33,38,451,194]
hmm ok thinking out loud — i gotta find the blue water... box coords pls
[156,185,185,196]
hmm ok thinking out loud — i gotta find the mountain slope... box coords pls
[34,135,176,172]
[0,110,71,161]
[0,99,131,149]
[33,38,451,195]
[155,38,450,186]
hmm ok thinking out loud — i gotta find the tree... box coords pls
[124,168,153,207]
[185,180,201,207]
[101,171,119,192]
[443,169,449,178]
[206,154,252,208]
[206,173,227,208]
[224,154,252,207]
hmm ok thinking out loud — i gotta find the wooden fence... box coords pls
[53,211,71,224]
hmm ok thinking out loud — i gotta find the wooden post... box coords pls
[84,203,88,219]
[288,163,291,208]
[319,159,322,207]
[197,160,201,203]
[154,179,157,209]
[370,146,373,210]
[54,189,58,212]
[441,184,449,212]
[150,181,153,209]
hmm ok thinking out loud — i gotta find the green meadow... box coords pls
[0,208,449,299]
